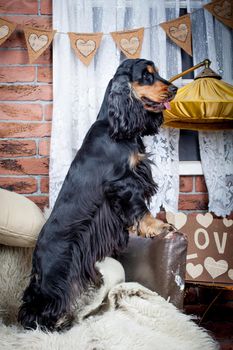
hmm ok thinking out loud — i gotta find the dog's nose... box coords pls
[168,84,178,94]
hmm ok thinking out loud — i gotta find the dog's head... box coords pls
[108,59,177,139]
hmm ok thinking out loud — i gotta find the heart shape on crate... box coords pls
[196,213,213,228]
[120,37,140,55]
[228,269,233,280]
[76,39,96,57]
[169,23,188,42]
[0,25,9,40]
[28,33,49,52]
[186,263,203,279]
[166,212,187,230]
[214,0,232,19]
[204,257,228,279]
[223,218,233,227]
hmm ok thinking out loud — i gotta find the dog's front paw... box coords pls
[145,222,175,238]
[137,213,176,238]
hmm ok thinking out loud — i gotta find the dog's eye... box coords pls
[142,71,154,84]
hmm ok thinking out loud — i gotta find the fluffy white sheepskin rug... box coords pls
[0,245,218,350]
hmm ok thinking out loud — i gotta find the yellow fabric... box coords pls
[163,78,233,130]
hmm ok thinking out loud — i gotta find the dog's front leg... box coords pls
[131,212,175,238]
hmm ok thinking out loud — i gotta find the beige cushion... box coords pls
[0,189,45,247]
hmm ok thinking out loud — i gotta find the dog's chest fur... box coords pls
[128,147,157,203]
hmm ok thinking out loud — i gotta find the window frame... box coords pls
[175,79,203,175]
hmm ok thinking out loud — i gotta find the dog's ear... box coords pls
[108,73,146,139]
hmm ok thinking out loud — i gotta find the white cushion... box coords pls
[0,189,45,247]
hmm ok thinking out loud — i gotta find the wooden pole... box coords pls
[169,59,211,83]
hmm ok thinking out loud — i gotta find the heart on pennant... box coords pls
[76,39,96,57]
[120,37,140,55]
[28,33,49,52]
[166,212,187,230]
[196,213,213,228]
[169,23,188,42]
[204,257,228,279]
[223,218,233,227]
[186,263,203,279]
[0,25,9,40]
[214,0,232,19]
[228,269,233,280]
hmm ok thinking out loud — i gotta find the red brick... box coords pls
[0,29,26,49]
[0,158,49,175]
[0,103,42,121]
[0,50,29,65]
[27,195,49,210]
[0,0,38,14]
[0,122,51,138]
[195,176,208,193]
[180,176,193,192]
[0,85,53,101]
[44,104,53,121]
[39,138,50,156]
[179,194,209,210]
[0,48,52,65]
[0,66,35,83]
[0,177,37,194]
[0,140,36,157]
[37,67,52,83]
[40,177,49,193]
[2,15,52,30]
[40,0,52,15]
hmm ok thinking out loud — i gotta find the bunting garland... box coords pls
[24,27,56,63]
[68,32,103,66]
[0,1,232,66]
[204,0,233,29]
[111,28,144,59]
[160,15,192,56]
[0,18,17,46]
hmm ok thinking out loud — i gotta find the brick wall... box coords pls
[0,0,210,213]
[0,0,52,209]
[179,175,208,212]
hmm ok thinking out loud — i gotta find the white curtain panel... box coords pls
[51,0,182,211]
[191,2,233,217]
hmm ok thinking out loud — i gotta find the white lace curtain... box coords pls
[51,0,233,217]
[191,5,233,217]
[51,0,181,211]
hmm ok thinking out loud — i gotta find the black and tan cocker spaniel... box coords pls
[18,58,177,331]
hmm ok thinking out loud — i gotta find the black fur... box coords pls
[18,58,177,331]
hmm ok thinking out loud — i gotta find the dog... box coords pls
[18,58,177,331]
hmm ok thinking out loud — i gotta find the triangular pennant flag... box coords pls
[0,18,17,46]
[24,27,56,64]
[204,0,233,29]
[111,27,144,59]
[160,15,192,56]
[68,32,103,66]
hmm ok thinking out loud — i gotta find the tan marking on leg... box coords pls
[129,152,145,169]
[136,212,175,238]
[55,314,74,331]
